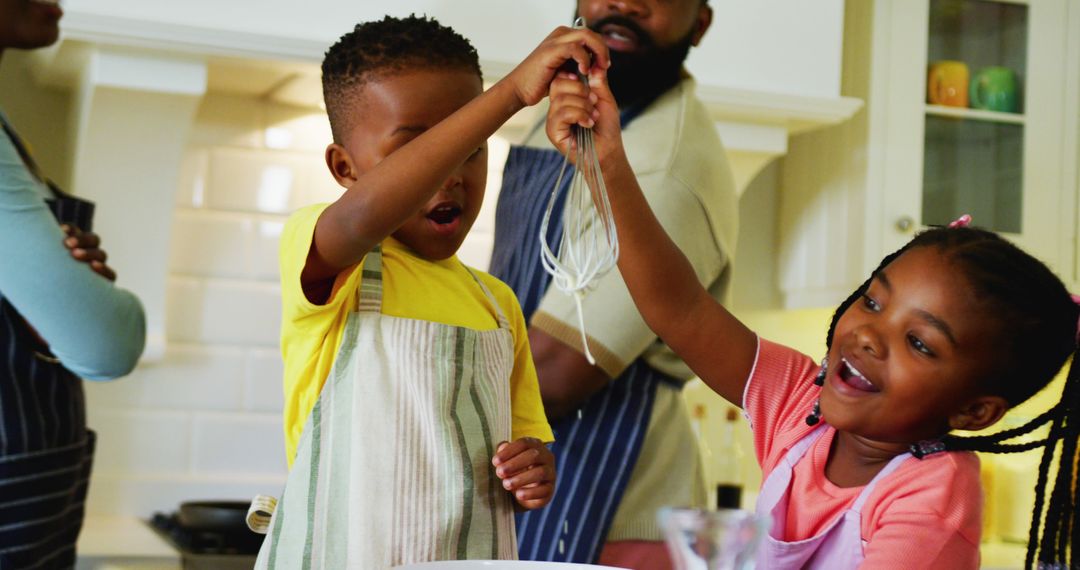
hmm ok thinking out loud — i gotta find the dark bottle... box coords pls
[714,408,745,510]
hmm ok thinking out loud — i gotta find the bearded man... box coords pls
[487,1,739,568]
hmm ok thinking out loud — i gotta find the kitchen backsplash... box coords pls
[82,91,513,517]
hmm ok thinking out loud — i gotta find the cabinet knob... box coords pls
[895,216,915,233]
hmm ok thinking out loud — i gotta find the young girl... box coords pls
[543,58,1079,569]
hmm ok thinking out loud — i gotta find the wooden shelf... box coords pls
[925,105,1026,125]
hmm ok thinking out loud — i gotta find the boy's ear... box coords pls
[948,395,1009,432]
[691,4,713,47]
[325,143,358,188]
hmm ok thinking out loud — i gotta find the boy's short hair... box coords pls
[322,14,482,143]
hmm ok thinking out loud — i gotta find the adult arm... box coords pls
[528,328,610,420]
[0,131,145,380]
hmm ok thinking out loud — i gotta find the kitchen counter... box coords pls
[71,514,1023,569]
[75,516,180,570]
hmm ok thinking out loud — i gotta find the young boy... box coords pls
[256,15,609,568]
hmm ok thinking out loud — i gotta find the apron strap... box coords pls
[756,424,828,516]
[0,113,55,197]
[1,112,90,224]
[357,245,384,313]
[0,114,42,181]
[464,265,510,330]
[850,452,911,514]
[782,424,829,468]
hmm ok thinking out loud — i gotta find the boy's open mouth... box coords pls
[425,202,464,236]
[427,203,462,226]
[838,358,880,393]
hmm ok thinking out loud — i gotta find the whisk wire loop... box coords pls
[538,68,620,365]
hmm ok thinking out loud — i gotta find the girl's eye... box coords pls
[468,146,485,160]
[908,334,934,356]
[861,294,880,312]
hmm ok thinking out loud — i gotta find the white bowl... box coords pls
[393,562,624,569]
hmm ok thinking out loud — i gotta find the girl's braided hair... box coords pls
[825,226,1079,569]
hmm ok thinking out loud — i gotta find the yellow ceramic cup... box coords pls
[928,60,970,107]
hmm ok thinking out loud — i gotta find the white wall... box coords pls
[63,0,845,97]
[690,0,845,97]
[80,92,507,517]
[773,0,873,308]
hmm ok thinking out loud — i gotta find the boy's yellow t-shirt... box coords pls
[279,204,553,465]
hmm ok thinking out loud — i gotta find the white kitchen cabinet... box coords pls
[873,0,1079,281]
[775,0,1080,309]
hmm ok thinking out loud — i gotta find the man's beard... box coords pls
[587,15,693,107]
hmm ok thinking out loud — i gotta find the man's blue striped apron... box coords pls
[0,117,97,570]
[489,101,679,564]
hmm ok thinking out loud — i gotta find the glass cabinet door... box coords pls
[922,0,1027,233]
[879,0,1069,274]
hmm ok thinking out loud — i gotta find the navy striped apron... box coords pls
[0,117,97,570]
[490,99,679,564]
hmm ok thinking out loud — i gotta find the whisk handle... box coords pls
[558,17,593,83]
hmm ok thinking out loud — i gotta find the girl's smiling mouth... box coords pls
[834,357,880,394]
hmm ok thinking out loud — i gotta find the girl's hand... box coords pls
[546,67,624,169]
[61,224,116,281]
[505,26,610,109]
[492,437,556,510]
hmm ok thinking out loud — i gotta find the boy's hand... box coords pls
[61,224,116,281]
[506,26,610,109]
[492,437,556,510]
[546,67,624,169]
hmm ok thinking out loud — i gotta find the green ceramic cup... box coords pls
[970,66,1019,113]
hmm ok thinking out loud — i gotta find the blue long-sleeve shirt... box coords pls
[0,110,145,380]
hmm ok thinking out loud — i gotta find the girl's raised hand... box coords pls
[505,26,610,109]
[546,67,624,169]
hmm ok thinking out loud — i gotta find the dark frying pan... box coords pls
[178,500,251,534]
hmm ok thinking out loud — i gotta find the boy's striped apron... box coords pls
[489,100,679,564]
[0,115,97,570]
[255,246,518,569]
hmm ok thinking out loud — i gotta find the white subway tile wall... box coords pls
[83,93,512,517]
[87,410,193,475]
[190,413,287,475]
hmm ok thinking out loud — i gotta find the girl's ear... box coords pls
[948,395,1009,431]
[325,143,358,188]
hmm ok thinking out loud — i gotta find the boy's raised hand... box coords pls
[492,437,556,510]
[546,67,624,169]
[506,26,610,109]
